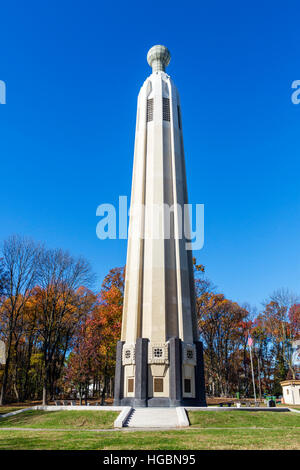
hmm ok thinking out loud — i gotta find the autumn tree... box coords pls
[250,315,273,398]
[0,258,8,300]
[34,248,94,404]
[87,267,124,403]
[261,289,300,382]
[63,267,124,404]
[64,323,94,405]
[0,235,41,405]
[17,295,41,401]
[197,291,250,396]
[289,304,300,340]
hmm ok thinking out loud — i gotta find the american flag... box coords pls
[248,337,253,347]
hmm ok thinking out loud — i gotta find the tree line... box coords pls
[0,235,299,404]
[195,267,300,397]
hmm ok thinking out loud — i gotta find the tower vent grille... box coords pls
[184,379,191,394]
[177,105,182,129]
[163,97,170,121]
[146,98,153,122]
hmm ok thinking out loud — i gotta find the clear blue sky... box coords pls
[0,0,299,310]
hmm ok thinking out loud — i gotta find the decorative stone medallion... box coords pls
[122,343,136,365]
[182,343,197,366]
[148,342,169,364]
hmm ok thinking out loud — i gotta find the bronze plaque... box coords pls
[153,378,164,393]
[127,378,134,393]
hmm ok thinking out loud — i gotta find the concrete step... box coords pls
[123,408,135,427]
[126,407,179,428]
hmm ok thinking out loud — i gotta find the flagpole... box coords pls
[257,351,262,400]
[249,343,257,403]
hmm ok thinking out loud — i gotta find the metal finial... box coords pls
[147,45,171,72]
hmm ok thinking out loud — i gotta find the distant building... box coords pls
[281,380,300,405]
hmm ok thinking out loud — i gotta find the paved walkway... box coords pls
[124,408,179,428]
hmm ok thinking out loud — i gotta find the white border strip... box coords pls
[176,407,189,427]
[185,406,291,412]
[34,405,124,411]
[288,407,300,413]
[0,405,126,419]
[114,407,132,428]
[0,407,35,418]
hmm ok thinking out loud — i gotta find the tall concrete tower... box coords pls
[114,45,206,407]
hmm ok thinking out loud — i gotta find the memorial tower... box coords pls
[114,45,206,407]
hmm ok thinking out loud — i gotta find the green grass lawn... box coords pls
[0,410,299,450]
[0,410,119,429]
[0,428,299,450]
[188,410,300,428]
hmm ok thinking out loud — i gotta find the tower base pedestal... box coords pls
[113,338,207,407]
[117,398,207,407]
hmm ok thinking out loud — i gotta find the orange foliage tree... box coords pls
[64,267,124,403]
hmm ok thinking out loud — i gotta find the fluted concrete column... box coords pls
[113,340,124,406]
[134,338,148,407]
[169,337,182,406]
[195,341,207,406]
